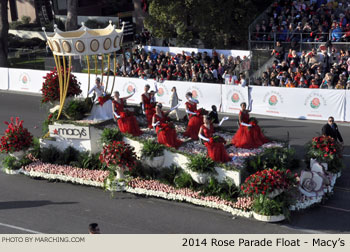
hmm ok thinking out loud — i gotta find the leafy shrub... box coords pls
[100,128,123,145]
[74,152,106,170]
[1,155,32,170]
[141,139,165,160]
[40,146,61,164]
[252,195,285,216]
[64,99,90,120]
[244,147,299,176]
[200,177,239,201]
[174,172,195,188]
[42,111,58,135]
[84,19,109,29]
[187,154,216,174]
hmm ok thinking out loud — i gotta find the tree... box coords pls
[144,0,260,49]
[65,0,78,31]
[0,0,9,67]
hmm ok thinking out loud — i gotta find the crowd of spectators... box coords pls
[112,48,250,85]
[253,41,350,89]
[251,0,350,43]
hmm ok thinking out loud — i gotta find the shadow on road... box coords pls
[0,200,77,210]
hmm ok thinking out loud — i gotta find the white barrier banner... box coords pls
[0,67,9,90]
[250,86,345,121]
[143,46,250,59]
[345,90,350,122]
[222,86,249,114]
[8,68,48,93]
[167,81,222,111]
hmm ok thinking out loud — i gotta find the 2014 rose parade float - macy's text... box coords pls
[181,237,346,248]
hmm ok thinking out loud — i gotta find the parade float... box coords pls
[0,22,346,223]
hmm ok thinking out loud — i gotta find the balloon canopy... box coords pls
[43,21,125,56]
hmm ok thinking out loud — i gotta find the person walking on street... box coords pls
[322,116,344,144]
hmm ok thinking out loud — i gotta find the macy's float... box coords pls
[0,22,345,223]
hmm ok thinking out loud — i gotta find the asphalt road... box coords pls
[0,90,349,234]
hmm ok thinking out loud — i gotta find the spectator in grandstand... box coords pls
[271,41,285,62]
[309,79,319,88]
[331,23,343,42]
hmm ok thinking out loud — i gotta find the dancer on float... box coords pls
[183,92,204,140]
[141,84,157,129]
[87,77,113,121]
[231,101,269,149]
[198,115,231,163]
[112,90,143,136]
[152,103,182,149]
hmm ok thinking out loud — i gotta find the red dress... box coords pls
[231,111,269,149]
[201,125,230,163]
[142,93,156,129]
[113,99,142,136]
[154,112,182,149]
[183,102,203,140]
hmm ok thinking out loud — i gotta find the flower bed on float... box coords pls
[1,106,346,222]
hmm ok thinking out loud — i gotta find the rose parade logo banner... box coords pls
[154,82,170,105]
[19,72,31,90]
[186,86,203,100]
[49,125,90,140]
[222,86,248,113]
[263,90,284,114]
[303,92,327,118]
[122,80,138,102]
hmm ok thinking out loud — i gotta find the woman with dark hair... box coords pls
[112,91,142,136]
[152,103,182,149]
[141,84,156,128]
[231,102,269,149]
[183,92,204,140]
[198,115,231,163]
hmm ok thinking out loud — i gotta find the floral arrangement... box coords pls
[21,162,110,184]
[307,136,340,162]
[97,93,111,106]
[241,169,298,197]
[233,197,254,212]
[127,178,235,207]
[41,68,82,104]
[99,141,137,171]
[0,117,33,153]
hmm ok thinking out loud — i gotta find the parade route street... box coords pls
[0,91,349,234]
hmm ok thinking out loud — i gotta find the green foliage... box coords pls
[100,128,123,145]
[42,111,58,135]
[75,152,106,170]
[84,19,109,29]
[28,137,41,159]
[40,146,61,164]
[64,99,90,120]
[21,16,31,24]
[141,139,165,160]
[244,147,299,178]
[1,155,33,170]
[174,171,195,188]
[187,154,216,174]
[252,195,284,216]
[2,156,17,170]
[200,177,239,201]
[40,145,106,170]
[144,0,262,48]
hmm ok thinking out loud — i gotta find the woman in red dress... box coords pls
[141,84,156,129]
[231,102,269,149]
[199,115,231,163]
[112,91,142,136]
[152,103,182,149]
[183,92,203,140]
